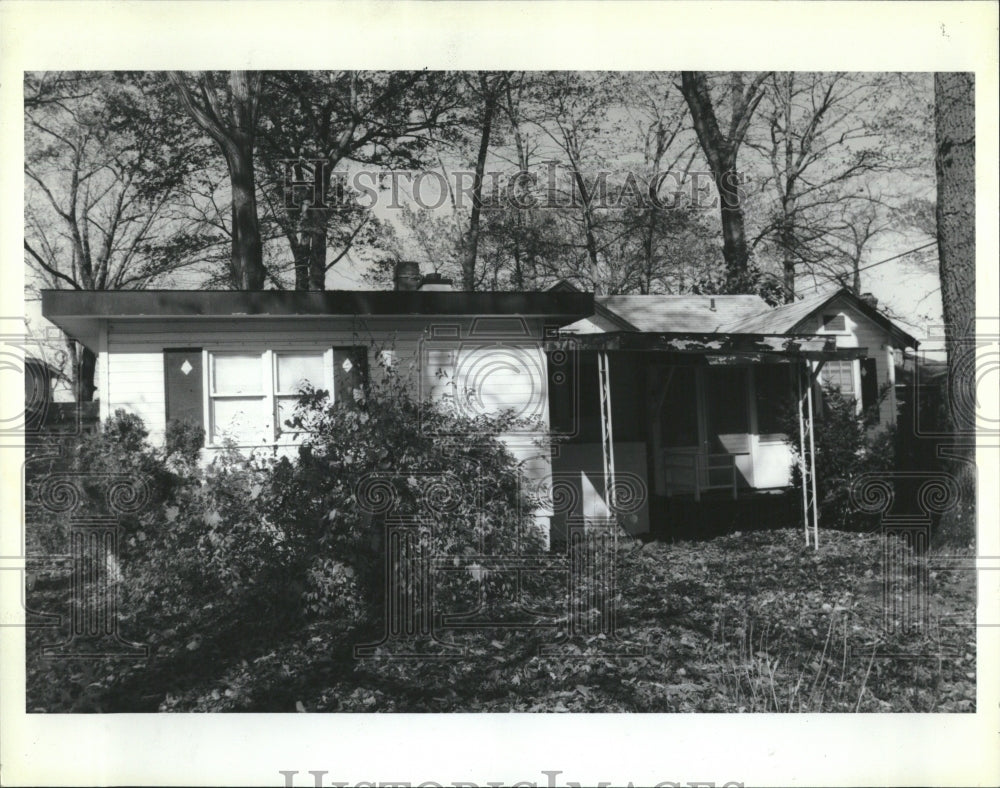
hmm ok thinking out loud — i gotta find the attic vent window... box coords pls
[822,313,846,332]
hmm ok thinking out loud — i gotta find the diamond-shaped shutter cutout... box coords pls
[180,359,193,376]
[341,358,353,373]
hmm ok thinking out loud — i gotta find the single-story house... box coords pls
[41,273,917,546]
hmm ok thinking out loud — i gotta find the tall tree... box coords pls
[256,71,461,290]
[460,72,507,290]
[934,72,975,431]
[679,71,771,289]
[168,71,266,289]
[525,72,630,293]
[25,71,211,401]
[747,72,912,301]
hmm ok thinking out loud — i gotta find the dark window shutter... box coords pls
[860,357,880,419]
[333,346,368,407]
[164,348,204,429]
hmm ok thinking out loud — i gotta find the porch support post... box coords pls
[797,366,810,546]
[806,367,820,549]
[597,350,617,517]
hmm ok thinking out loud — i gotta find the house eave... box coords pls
[42,289,595,351]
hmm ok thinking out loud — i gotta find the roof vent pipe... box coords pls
[709,297,716,311]
[393,260,422,291]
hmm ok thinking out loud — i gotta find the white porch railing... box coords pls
[661,449,746,502]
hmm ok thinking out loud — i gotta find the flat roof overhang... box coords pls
[555,330,869,361]
[42,289,595,351]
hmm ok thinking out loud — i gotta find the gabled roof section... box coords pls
[723,288,919,347]
[721,290,833,334]
[595,294,770,333]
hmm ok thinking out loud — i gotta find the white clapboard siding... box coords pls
[806,296,899,426]
[104,315,554,494]
[105,351,167,442]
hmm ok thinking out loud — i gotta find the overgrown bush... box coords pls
[263,369,549,625]
[26,369,549,711]
[785,385,896,530]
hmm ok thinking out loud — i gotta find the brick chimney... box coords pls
[393,260,422,291]
[860,292,879,309]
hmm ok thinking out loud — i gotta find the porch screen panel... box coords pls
[705,366,750,453]
[754,364,792,438]
[659,366,699,448]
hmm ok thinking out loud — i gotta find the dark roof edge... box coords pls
[41,289,594,321]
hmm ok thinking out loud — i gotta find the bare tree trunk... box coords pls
[779,73,797,302]
[570,167,602,293]
[462,74,501,291]
[169,71,266,290]
[66,339,97,403]
[680,71,769,291]
[505,76,537,290]
[291,238,310,290]
[934,72,976,431]
[308,228,328,290]
[226,144,265,289]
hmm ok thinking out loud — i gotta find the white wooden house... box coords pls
[42,280,916,545]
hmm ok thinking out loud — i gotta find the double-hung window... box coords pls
[209,353,269,445]
[207,349,347,446]
[274,352,326,437]
[821,359,856,400]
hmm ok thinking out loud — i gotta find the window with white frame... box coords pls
[821,359,856,400]
[207,349,331,445]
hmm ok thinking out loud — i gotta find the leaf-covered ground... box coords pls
[28,528,976,713]
[164,529,977,713]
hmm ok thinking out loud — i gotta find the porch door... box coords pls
[702,366,750,454]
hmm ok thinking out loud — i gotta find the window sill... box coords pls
[206,438,314,450]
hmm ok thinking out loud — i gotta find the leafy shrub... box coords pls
[784,385,896,530]
[264,369,548,625]
[164,418,205,463]
[26,367,548,711]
